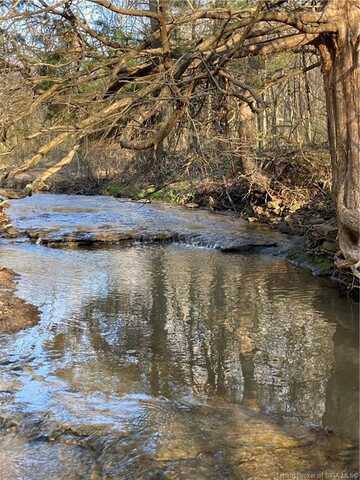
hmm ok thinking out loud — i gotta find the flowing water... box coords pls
[0,195,358,479]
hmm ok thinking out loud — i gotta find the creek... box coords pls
[0,194,358,479]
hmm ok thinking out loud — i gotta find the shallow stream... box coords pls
[0,195,358,479]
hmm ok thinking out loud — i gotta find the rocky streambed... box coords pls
[4,194,290,252]
[0,194,358,479]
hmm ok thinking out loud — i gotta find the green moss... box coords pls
[102,183,126,196]
[137,185,157,199]
[102,180,199,205]
[102,183,140,198]
[287,249,333,276]
[145,181,196,204]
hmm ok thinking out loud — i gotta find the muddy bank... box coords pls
[0,202,39,334]
[0,268,39,333]
[0,199,8,231]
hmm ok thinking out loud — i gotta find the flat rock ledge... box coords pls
[0,268,40,334]
[24,227,280,253]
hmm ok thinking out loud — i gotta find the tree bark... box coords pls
[238,103,257,176]
[318,0,360,273]
[238,103,269,189]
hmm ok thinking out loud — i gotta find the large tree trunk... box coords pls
[318,0,360,275]
[238,103,269,189]
[238,103,258,176]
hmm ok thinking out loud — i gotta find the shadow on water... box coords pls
[0,241,358,479]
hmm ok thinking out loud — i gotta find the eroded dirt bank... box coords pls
[0,268,39,334]
[0,203,40,334]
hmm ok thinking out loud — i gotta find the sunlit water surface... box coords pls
[0,197,358,479]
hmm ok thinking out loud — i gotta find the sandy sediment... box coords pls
[0,202,39,333]
[0,268,39,333]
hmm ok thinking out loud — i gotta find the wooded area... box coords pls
[0,0,359,280]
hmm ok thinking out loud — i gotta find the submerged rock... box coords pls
[0,432,96,480]
[0,402,357,480]
[287,248,334,276]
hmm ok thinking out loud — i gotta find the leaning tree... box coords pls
[0,0,359,275]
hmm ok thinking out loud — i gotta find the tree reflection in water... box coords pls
[1,243,358,477]
[44,244,357,441]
